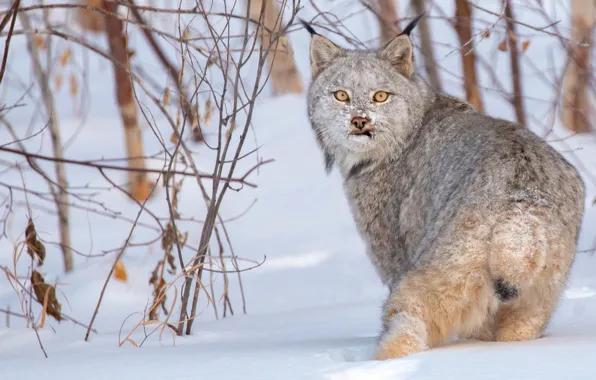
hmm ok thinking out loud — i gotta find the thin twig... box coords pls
[0,146,265,188]
[84,191,155,341]
[0,0,20,87]
[19,12,73,272]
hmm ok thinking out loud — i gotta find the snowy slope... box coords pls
[1,1,596,379]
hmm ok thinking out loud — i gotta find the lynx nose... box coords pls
[351,116,370,130]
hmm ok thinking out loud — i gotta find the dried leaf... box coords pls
[126,338,139,347]
[114,259,128,282]
[203,98,212,126]
[170,132,178,144]
[148,262,167,321]
[193,103,200,122]
[163,87,170,106]
[38,283,52,328]
[225,124,235,140]
[31,271,62,322]
[498,39,508,52]
[25,219,45,265]
[521,40,531,53]
[206,56,217,68]
[54,73,63,91]
[59,48,71,67]
[34,35,46,50]
[69,74,78,97]
[508,30,518,43]
[481,29,491,39]
[161,222,174,253]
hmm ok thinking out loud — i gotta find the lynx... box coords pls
[302,15,585,360]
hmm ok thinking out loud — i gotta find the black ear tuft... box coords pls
[400,12,425,36]
[299,19,319,36]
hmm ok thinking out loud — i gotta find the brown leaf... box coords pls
[34,35,47,50]
[25,219,45,265]
[163,87,170,106]
[521,40,531,53]
[206,56,217,68]
[31,271,62,322]
[69,74,78,97]
[59,48,71,67]
[203,98,212,127]
[125,338,139,347]
[114,259,128,282]
[170,132,178,144]
[498,39,508,52]
[481,29,491,39]
[54,73,63,91]
[148,261,167,321]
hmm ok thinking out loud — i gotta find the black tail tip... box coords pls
[401,12,426,36]
[299,18,318,36]
[494,279,519,302]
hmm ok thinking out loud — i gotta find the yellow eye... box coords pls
[333,90,350,102]
[373,91,389,103]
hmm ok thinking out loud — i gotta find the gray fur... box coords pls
[305,34,584,292]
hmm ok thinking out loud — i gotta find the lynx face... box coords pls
[308,54,414,157]
[305,26,422,172]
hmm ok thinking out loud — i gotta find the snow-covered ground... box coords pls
[1,1,596,379]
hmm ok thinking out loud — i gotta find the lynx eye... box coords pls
[333,90,350,102]
[373,91,389,103]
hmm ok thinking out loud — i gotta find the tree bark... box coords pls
[561,0,595,133]
[248,0,303,95]
[103,0,151,201]
[372,0,400,45]
[412,0,442,92]
[20,13,73,273]
[454,0,483,111]
[76,0,104,33]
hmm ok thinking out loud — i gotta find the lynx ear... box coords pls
[378,13,424,78]
[301,20,344,77]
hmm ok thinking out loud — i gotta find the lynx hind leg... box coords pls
[375,265,495,360]
[490,203,578,342]
[494,279,566,342]
[488,205,551,300]
[466,313,495,341]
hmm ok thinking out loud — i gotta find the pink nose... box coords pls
[351,116,370,129]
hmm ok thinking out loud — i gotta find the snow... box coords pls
[1,1,596,379]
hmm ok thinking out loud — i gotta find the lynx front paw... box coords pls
[374,333,426,360]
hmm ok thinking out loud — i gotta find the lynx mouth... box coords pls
[348,129,374,139]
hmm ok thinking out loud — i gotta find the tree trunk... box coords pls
[561,0,595,133]
[20,13,74,273]
[103,0,151,201]
[248,0,303,95]
[454,0,483,111]
[76,0,104,33]
[372,0,400,45]
[411,0,442,92]
[504,0,526,127]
